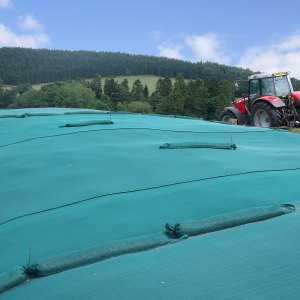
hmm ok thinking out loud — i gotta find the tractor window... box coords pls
[260,77,275,96]
[274,76,291,97]
[249,79,259,100]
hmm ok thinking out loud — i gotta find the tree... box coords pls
[131,79,145,101]
[103,78,117,98]
[168,74,187,115]
[89,75,102,99]
[186,80,209,117]
[0,47,254,85]
[9,89,46,108]
[205,78,220,98]
[155,77,172,97]
[120,79,129,91]
[0,89,17,108]
[57,81,96,108]
[111,84,132,105]
[215,79,234,117]
[143,84,149,100]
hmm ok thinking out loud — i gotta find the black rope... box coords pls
[1,166,300,227]
[0,127,271,148]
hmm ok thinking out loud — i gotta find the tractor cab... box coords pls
[220,72,300,127]
[249,72,292,99]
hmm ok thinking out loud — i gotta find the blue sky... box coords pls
[1,0,300,78]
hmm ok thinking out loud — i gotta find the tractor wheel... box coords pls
[251,102,282,127]
[220,110,238,125]
[296,107,300,122]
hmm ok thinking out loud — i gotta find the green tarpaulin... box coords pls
[1,108,300,299]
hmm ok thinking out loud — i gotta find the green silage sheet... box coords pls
[3,202,300,300]
[1,108,300,298]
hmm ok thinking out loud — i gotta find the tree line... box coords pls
[0,47,254,85]
[0,75,236,120]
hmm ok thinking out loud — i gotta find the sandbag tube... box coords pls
[34,233,187,277]
[64,111,109,115]
[59,120,114,128]
[0,267,28,294]
[0,114,27,119]
[0,232,187,294]
[25,112,61,117]
[165,203,295,238]
[0,203,293,294]
[159,142,237,150]
[0,111,108,119]
[0,113,59,118]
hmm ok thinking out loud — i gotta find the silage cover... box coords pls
[1,108,300,299]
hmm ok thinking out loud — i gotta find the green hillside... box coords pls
[29,76,181,94]
[0,47,253,85]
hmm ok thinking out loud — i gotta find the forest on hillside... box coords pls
[0,47,254,85]
[2,47,300,120]
[0,75,236,120]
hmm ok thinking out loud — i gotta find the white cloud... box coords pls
[157,43,184,60]
[149,31,162,40]
[19,15,42,32]
[0,0,13,8]
[0,23,50,48]
[238,33,300,79]
[185,33,231,64]
[156,33,231,64]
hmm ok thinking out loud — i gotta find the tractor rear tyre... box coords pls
[296,107,300,122]
[251,102,282,127]
[220,110,238,125]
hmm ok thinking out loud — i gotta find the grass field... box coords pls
[32,83,46,90]
[5,75,181,93]
[92,75,177,94]
[29,75,175,93]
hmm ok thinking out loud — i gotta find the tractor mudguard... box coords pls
[253,97,286,108]
[293,98,300,107]
[291,92,300,107]
[224,107,246,125]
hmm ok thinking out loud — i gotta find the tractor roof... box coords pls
[248,71,289,80]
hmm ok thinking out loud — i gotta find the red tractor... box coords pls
[220,72,300,127]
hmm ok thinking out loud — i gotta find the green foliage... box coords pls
[291,78,300,91]
[131,79,145,101]
[169,74,187,115]
[0,47,253,85]
[9,89,46,108]
[155,77,172,97]
[0,88,17,108]
[143,84,149,100]
[88,75,103,99]
[127,101,152,113]
[186,80,209,117]
[115,102,128,112]
[155,97,170,115]
[0,73,239,121]
[103,75,163,94]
